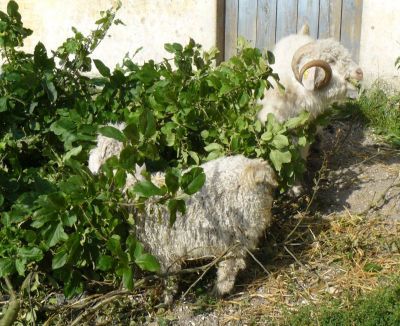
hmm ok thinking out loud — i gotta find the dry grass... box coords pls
[214,211,399,325]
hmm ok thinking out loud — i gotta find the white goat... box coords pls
[258,25,363,125]
[132,155,277,298]
[258,25,363,195]
[88,130,277,299]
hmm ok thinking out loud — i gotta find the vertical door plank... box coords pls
[256,0,277,51]
[318,0,330,38]
[238,0,258,47]
[329,0,342,40]
[341,0,363,61]
[216,0,226,63]
[297,0,320,38]
[225,0,239,59]
[276,0,298,42]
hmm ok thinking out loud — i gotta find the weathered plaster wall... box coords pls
[359,0,400,87]
[0,0,217,68]
[2,0,400,88]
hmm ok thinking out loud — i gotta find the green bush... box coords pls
[0,0,316,304]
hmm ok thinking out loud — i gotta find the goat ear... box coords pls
[302,67,326,91]
[299,24,310,35]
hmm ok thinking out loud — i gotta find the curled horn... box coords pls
[291,43,332,90]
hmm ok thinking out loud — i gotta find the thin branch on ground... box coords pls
[69,290,132,326]
[181,243,240,300]
[243,246,270,276]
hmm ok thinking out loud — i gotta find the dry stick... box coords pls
[0,277,20,326]
[181,243,240,300]
[69,290,132,326]
[243,246,271,276]
[283,246,305,269]
[26,273,36,326]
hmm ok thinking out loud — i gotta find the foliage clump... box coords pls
[0,0,314,310]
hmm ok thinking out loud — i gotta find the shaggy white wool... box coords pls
[88,122,126,174]
[130,155,277,296]
[258,30,363,124]
[88,130,278,298]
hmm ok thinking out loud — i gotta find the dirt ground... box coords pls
[311,121,400,220]
[162,121,400,326]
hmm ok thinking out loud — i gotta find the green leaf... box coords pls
[132,180,165,198]
[123,123,139,142]
[200,130,209,139]
[168,199,186,226]
[204,143,223,152]
[7,1,20,20]
[133,242,144,259]
[188,151,200,165]
[63,146,82,161]
[52,249,68,269]
[34,42,54,70]
[22,230,36,243]
[272,134,289,149]
[107,235,123,257]
[47,192,67,209]
[17,247,43,261]
[165,168,180,194]
[0,258,15,277]
[60,176,83,194]
[269,150,292,171]
[114,169,127,188]
[122,267,134,290]
[64,271,83,299]
[284,111,310,129]
[239,92,250,107]
[266,50,275,64]
[42,76,58,103]
[0,193,3,207]
[61,214,77,227]
[93,59,111,77]
[45,222,68,247]
[219,83,233,96]
[15,259,25,276]
[97,255,114,271]
[99,125,126,142]
[0,97,7,112]
[261,131,273,142]
[135,254,160,272]
[139,109,156,138]
[164,43,183,53]
[119,146,136,169]
[298,136,307,146]
[181,167,206,195]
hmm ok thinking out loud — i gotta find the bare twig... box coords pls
[243,246,270,276]
[0,276,20,326]
[69,290,132,326]
[181,243,240,300]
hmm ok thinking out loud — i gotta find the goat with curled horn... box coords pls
[257,24,363,194]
